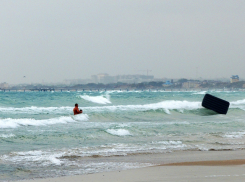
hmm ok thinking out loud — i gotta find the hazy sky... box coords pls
[1,0,245,84]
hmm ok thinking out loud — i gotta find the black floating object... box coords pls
[202,94,230,114]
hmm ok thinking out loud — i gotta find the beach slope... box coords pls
[20,158,245,182]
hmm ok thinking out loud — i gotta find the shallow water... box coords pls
[0,90,245,181]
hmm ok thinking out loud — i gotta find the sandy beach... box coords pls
[18,150,245,182]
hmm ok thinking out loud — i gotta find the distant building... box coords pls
[182,81,200,89]
[163,80,172,87]
[0,82,9,89]
[91,74,154,84]
[201,80,208,84]
[63,79,91,85]
[91,73,116,84]
[116,74,154,84]
[230,75,239,83]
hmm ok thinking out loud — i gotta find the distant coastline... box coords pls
[1,79,245,92]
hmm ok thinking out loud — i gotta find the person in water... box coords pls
[73,103,83,115]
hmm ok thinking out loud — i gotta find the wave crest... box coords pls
[0,114,89,129]
[79,94,111,104]
[106,129,131,136]
[1,99,245,116]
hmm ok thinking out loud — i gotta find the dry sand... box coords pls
[19,150,245,182]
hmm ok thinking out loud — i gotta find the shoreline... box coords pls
[162,159,245,166]
[17,150,245,182]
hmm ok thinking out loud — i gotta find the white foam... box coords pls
[0,134,15,138]
[138,100,201,111]
[0,100,203,115]
[163,121,190,125]
[104,90,123,94]
[230,99,245,110]
[195,145,209,151]
[0,114,89,129]
[151,141,186,150]
[192,91,207,95]
[163,108,171,114]
[223,131,245,138]
[0,106,72,114]
[61,143,164,157]
[152,141,183,145]
[3,150,64,166]
[231,99,245,106]
[86,100,202,113]
[0,99,217,116]
[80,94,111,104]
[72,113,89,121]
[1,142,188,168]
[106,129,131,136]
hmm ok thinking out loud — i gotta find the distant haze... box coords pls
[1,0,244,84]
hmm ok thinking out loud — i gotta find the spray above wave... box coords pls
[0,114,89,129]
[79,94,111,104]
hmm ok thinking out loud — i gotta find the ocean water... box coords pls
[1,90,245,181]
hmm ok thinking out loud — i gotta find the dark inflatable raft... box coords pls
[202,94,230,114]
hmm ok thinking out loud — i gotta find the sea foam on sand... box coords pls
[19,150,245,182]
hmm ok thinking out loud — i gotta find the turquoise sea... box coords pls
[1,90,245,181]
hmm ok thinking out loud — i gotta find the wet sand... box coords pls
[163,159,245,166]
[19,150,245,182]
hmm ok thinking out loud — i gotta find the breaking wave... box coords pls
[86,100,202,113]
[0,99,245,116]
[223,131,245,139]
[0,134,15,138]
[79,94,111,104]
[0,114,89,129]
[192,91,207,95]
[0,106,72,114]
[230,99,245,111]
[106,129,131,136]
[1,141,186,166]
